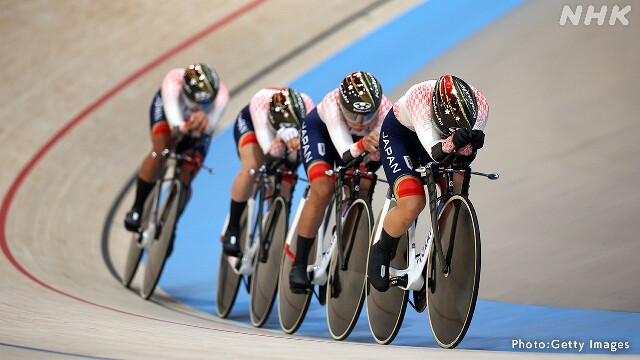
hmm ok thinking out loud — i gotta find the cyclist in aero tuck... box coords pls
[222,87,316,257]
[289,71,393,294]
[124,63,229,233]
[367,74,488,292]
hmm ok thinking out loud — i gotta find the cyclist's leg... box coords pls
[125,93,176,231]
[368,111,429,291]
[224,106,261,256]
[290,109,338,291]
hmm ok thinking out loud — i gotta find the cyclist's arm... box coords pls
[362,96,393,163]
[160,69,187,131]
[317,90,361,160]
[249,89,282,156]
[470,86,489,132]
[301,93,316,116]
[206,82,229,133]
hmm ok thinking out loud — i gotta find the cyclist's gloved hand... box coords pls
[452,128,474,148]
[470,130,485,149]
[277,127,299,142]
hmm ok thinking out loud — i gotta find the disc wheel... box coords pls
[326,199,372,340]
[215,206,249,318]
[277,213,318,334]
[121,185,155,287]
[140,180,183,299]
[427,195,481,349]
[366,199,409,345]
[250,197,288,327]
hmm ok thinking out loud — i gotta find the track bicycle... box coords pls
[121,139,212,299]
[216,160,297,327]
[277,152,377,340]
[366,152,498,348]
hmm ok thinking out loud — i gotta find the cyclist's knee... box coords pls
[396,195,426,222]
[239,143,263,171]
[241,158,261,174]
[151,131,173,150]
[309,177,333,203]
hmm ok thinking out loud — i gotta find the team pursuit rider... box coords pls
[222,87,315,257]
[367,74,488,292]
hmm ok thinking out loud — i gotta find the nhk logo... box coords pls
[560,5,631,25]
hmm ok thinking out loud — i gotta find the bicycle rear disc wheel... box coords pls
[250,197,288,327]
[215,207,249,318]
[427,195,480,349]
[122,188,155,287]
[277,218,317,334]
[366,200,409,345]
[327,199,372,340]
[140,181,183,299]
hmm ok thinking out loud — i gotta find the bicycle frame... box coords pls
[379,160,498,291]
[284,155,376,287]
[284,187,334,286]
[376,187,429,292]
[137,149,179,249]
[222,165,291,276]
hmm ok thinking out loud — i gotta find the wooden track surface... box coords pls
[1,0,637,358]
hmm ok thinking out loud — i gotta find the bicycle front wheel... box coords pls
[277,209,318,334]
[122,185,156,287]
[427,195,481,349]
[250,197,288,327]
[326,198,372,341]
[215,206,249,318]
[140,180,183,299]
[366,199,409,345]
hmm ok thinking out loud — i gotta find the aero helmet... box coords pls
[181,63,220,104]
[268,88,307,131]
[339,71,383,114]
[431,75,478,137]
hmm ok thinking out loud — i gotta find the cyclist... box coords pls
[367,74,488,292]
[124,63,229,233]
[288,71,393,293]
[222,87,315,256]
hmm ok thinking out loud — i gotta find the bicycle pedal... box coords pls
[389,274,408,288]
[413,289,427,313]
[290,286,312,295]
[233,256,244,271]
[137,236,151,249]
[258,246,269,263]
[317,285,327,305]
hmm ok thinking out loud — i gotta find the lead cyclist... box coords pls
[367,74,489,292]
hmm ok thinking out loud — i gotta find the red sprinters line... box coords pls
[0,0,266,315]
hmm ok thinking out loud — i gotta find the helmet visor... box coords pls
[182,92,213,113]
[340,103,375,128]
